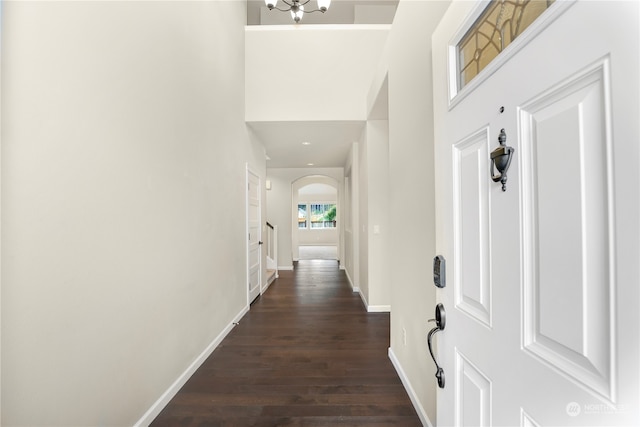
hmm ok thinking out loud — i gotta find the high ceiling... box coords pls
[247,0,399,26]
[246,0,395,170]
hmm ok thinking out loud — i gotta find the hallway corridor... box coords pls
[152,260,421,426]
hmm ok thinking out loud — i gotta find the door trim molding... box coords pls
[246,165,262,305]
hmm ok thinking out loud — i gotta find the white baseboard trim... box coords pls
[265,271,277,289]
[358,289,391,313]
[358,288,369,309]
[368,305,391,313]
[344,268,358,293]
[134,305,249,426]
[278,266,294,271]
[262,280,273,294]
[388,347,433,427]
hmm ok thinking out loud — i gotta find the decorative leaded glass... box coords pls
[458,0,555,89]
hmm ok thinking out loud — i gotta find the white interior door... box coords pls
[247,168,262,304]
[433,1,639,425]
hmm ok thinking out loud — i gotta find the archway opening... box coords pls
[292,176,340,261]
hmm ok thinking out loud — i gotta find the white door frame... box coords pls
[246,165,262,305]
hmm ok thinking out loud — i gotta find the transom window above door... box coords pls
[457,0,555,90]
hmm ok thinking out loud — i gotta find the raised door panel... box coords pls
[520,59,614,401]
[456,350,492,427]
[453,128,492,328]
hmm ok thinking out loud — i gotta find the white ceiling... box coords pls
[247,0,393,170]
[248,120,366,168]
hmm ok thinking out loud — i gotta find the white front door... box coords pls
[433,1,639,425]
[247,168,262,304]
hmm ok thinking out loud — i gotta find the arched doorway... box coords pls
[292,176,340,262]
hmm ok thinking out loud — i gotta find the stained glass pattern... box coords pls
[458,0,555,88]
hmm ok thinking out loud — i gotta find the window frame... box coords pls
[297,202,337,230]
[447,0,574,108]
[297,203,308,229]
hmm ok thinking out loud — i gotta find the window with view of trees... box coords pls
[298,203,336,229]
[298,204,307,229]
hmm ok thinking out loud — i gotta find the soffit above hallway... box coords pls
[245,18,390,169]
[248,121,365,168]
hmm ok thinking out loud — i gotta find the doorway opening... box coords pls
[292,176,340,262]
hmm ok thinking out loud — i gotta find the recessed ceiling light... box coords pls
[302,141,311,146]
[307,163,314,166]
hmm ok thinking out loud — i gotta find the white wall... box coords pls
[1,1,265,425]
[364,120,390,309]
[266,168,344,269]
[354,5,398,24]
[343,144,360,290]
[245,25,390,122]
[343,120,391,311]
[385,0,451,424]
[358,132,370,301]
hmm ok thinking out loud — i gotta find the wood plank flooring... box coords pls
[151,260,421,426]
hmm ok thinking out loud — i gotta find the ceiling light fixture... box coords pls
[265,0,331,23]
[302,141,311,146]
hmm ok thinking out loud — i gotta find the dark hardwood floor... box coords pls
[151,260,421,426]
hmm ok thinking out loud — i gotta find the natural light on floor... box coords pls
[298,245,338,260]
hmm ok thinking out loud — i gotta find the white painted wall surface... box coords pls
[358,131,370,302]
[245,25,390,122]
[365,120,390,309]
[354,5,398,24]
[1,1,265,425]
[344,120,391,311]
[298,228,338,246]
[343,144,360,290]
[385,0,451,424]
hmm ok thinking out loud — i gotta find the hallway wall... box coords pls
[363,120,390,309]
[385,0,451,424]
[245,25,390,122]
[342,120,391,312]
[1,1,264,425]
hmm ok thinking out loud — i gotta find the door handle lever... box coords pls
[427,303,446,389]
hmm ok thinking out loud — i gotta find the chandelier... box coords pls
[265,0,332,23]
